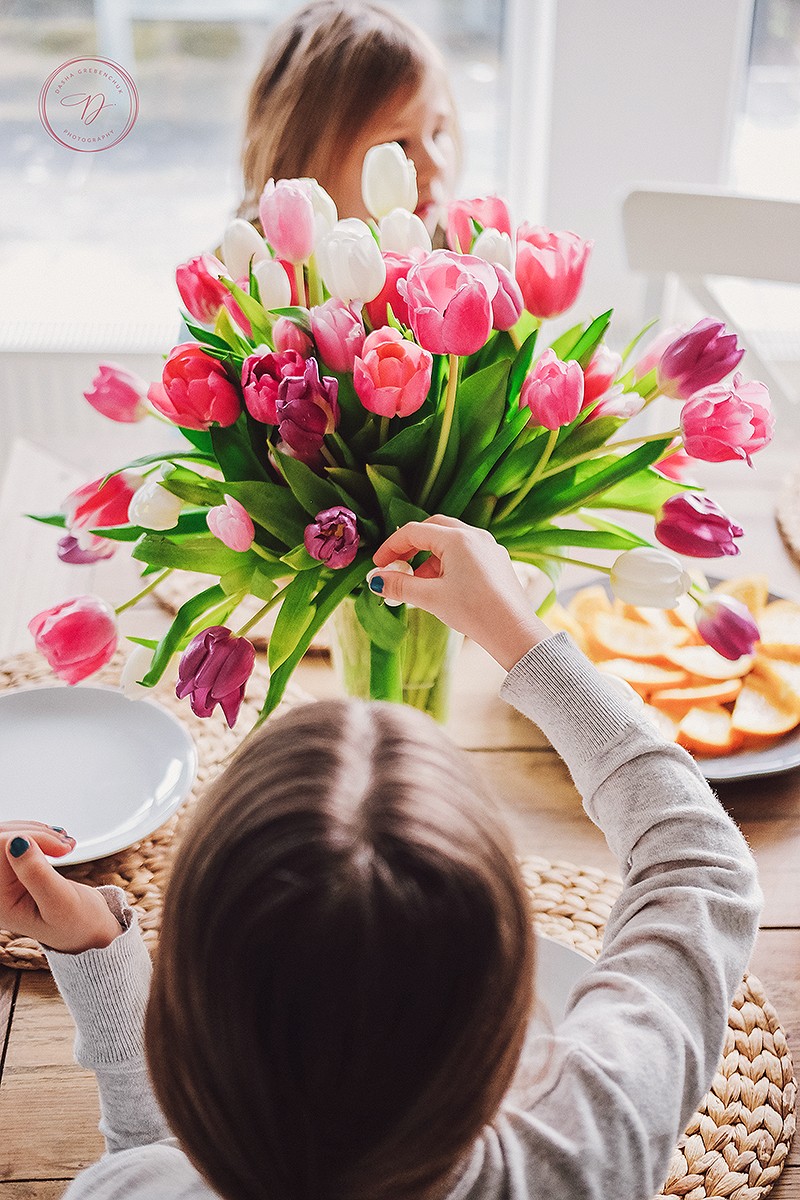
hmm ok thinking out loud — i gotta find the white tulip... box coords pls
[252,257,292,311]
[471,228,515,271]
[120,645,153,701]
[128,479,183,531]
[379,208,432,255]
[298,178,338,244]
[316,218,387,304]
[609,546,691,610]
[361,142,418,221]
[222,218,270,281]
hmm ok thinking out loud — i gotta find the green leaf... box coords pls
[565,311,613,367]
[507,329,538,406]
[325,467,374,512]
[219,559,256,597]
[371,413,436,468]
[280,544,318,571]
[132,533,244,575]
[213,305,253,357]
[141,584,227,687]
[274,450,341,517]
[101,448,216,485]
[27,511,67,529]
[210,420,271,485]
[551,415,623,464]
[387,497,430,529]
[482,430,549,497]
[547,322,585,360]
[438,403,530,517]
[125,636,160,650]
[501,526,647,553]
[178,428,215,454]
[92,509,211,542]
[223,479,308,547]
[585,465,688,515]
[180,320,240,360]
[219,276,273,343]
[366,463,410,527]
[268,566,322,671]
[251,563,287,601]
[269,306,312,333]
[160,466,224,507]
[625,366,658,399]
[354,585,408,651]
[457,359,510,450]
[575,511,651,547]
[621,318,659,365]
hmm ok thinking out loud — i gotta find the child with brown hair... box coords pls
[1,516,760,1200]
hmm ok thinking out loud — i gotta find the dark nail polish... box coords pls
[369,575,384,594]
[10,837,29,858]
[50,826,66,834]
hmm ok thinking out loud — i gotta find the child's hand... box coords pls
[371,516,552,671]
[0,824,123,953]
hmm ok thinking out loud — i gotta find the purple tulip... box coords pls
[656,318,744,400]
[655,493,744,558]
[275,357,339,462]
[56,534,116,564]
[696,594,760,661]
[241,348,306,425]
[175,625,256,727]
[304,506,359,568]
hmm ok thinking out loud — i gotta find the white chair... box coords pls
[622,185,800,408]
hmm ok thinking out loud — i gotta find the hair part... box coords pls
[146,698,534,1200]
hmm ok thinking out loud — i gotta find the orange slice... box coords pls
[642,704,679,742]
[755,600,800,663]
[619,604,679,634]
[711,574,770,618]
[750,656,800,718]
[665,593,703,639]
[664,644,754,681]
[543,603,588,652]
[567,585,613,627]
[676,705,744,756]
[649,678,743,716]
[731,677,800,741]
[597,659,689,697]
[588,613,689,663]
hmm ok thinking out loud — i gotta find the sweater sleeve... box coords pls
[45,886,175,1156]
[472,632,763,1200]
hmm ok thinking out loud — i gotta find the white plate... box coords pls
[0,686,197,865]
[558,576,800,783]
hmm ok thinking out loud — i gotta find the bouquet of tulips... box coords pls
[29,142,774,727]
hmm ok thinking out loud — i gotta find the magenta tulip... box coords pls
[582,344,622,404]
[275,357,340,461]
[175,254,229,325]
[62,471,142,549]
[491,264,524,331]
[83,362,148,423]
[364,252,415,329]
[656,319,744,400]
[207,495,255,553]
[655,493,744,558]
[310,299,365,372]
[304,506,359,568]
[520,349,584,430]
[447,195,512,254]
[680,372,773,466]
[399,250,497,356]
[695,594,760,661]
[241,348,306,425]
[149,343,242,431]
[29,595,118,685]
[259,178,315,264]
[272,317,313,357]
[353,327,433,418]
[56,534,116,564]
[176,625,256,727]
[515,225,592,319]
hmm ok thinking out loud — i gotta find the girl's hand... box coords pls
[370,516,553,671]
[0,824,123,953]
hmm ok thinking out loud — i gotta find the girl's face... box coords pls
[326,63,458,228]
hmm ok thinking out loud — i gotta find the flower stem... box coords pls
[538,427,682,482]
[418,354,460,509]
[494,427,559,523]
[115,568,172,615]
[234,580,293,638]
[528,552,613,573]
[250,541,277,562]
[320,443,338,469]
[379,416,390,446]
[607,427,681,452]
[509,324,522,352]
[293,261,307,308]
[307,254,324,307]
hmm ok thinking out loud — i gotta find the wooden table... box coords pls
[1,436,799,1197]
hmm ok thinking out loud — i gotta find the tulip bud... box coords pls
[128,479,183,530]
[655,493,744,558]
[149,343,242,431]
[472,228,515,271]
[680,372,773,466]
[241,347,306,424]
[354,327,433,418]
[29,594,118,685]
[520,349,584,430]
[379,208,432,255]
[515,225,592,319]
[207,494,255,553]
[695,593,760,660]
[275,357,340,462]
[175,254,229,325]
[83,363,148,423]
[316,218,387,304]
[304,506,360,569]
[582,344,622,405]
[610,546,692,609]
[298,178,339,244]
[176,625,256,727]
[447,196,512,255]
[221,218,269,281]
[120,645,153,700]
[252,257,293,311]
[490,264,524,331]
[259,178,316,264]
[657,319,745,400]
[272,316,313,357]
[310,298,365,372]
[362,142,418,221]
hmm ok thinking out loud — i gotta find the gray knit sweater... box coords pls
[47,633,762,1200]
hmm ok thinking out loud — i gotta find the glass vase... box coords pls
[329,596,463,722]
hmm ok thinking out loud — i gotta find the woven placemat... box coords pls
[776,465,800,569]
[0,653,795,1199]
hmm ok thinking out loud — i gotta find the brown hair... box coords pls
[146,698,534,1200]
[237,0,455,224]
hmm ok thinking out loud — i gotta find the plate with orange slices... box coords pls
[550,573,800,782]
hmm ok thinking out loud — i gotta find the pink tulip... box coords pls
[353,327,433,419]
[696,594,759,661]
[207,494,255,553]
[272,316,313,357]
[520,349,584,430]
[655,493,744,558]
[657,319,744,400]
[310,299,365,372]
[364,252,415,329]
[304,506,359,568]
[447,196,512,254]
[29,595,118,685]
[655,446,700,484]
[398,250,497,356]
[149,343,242,431]
[680,372,773,466]
[582,383,644,422]
[175,254,229,325]
[515,225,592,319]
[632,326,684,381]
[258,179,315,264]
[221,276,253,338]
[62,471,142,549]
[582,344,622,404]
[241,348,306,424]
[83,362,148,423]
[176,625,256,727]
[491,264,524,331]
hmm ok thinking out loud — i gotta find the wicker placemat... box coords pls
[0,652,795,1199]
[777,465,800,568]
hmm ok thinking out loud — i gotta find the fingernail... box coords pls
[368,574,384,594]
[50,826,67,834]
[10,837,29,859]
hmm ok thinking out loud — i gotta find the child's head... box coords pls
[237,0,460,228]
[146,698,534,1200]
